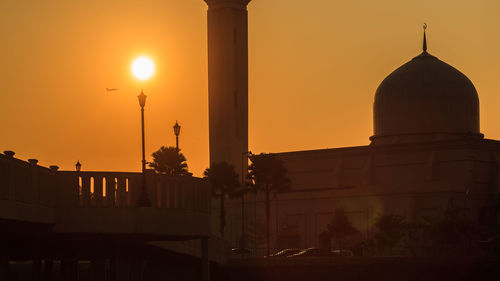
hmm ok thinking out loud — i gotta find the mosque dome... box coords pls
[371,31,481,145]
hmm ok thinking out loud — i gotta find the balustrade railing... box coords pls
[63,171,210,213]
[1,153,210,214]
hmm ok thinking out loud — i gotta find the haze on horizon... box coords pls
[1,0,499,176]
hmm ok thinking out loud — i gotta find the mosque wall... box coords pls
[217,139,500,254]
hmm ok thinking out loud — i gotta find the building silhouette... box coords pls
[209,17,499,253]
[2,3,500,280]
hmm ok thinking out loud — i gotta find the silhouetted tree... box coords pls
[149,146,189,175]
[424,205,478,256]
[204,162,239,237]
[327,208,359,250]
[374,214,408,254]
[248,153,291,256]
[275,222,301,250]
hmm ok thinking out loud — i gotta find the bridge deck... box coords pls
[0,154,211,240]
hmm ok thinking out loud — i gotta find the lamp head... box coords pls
[75,160,81,172]
[138,90,147,108]
[173,120,181,137]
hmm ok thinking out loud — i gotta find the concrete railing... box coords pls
[58,170,211,213]
[0,152,210,213]
[54,171,212,237]
[1,152,212,237]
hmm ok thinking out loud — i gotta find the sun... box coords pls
[131,56,155,81]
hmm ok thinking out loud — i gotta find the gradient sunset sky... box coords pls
[1,0,499,176]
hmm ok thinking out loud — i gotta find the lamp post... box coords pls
[173,121,181,153]
[75,160,82,206]
[137,90,151,207]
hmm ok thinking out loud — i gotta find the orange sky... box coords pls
[1,0,500,177]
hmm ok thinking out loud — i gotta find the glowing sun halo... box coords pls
[131,56,155,81]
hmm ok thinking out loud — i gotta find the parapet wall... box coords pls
[0,152,212,239]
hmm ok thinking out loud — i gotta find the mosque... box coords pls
[202,0,500,251]
[261,38,500,250]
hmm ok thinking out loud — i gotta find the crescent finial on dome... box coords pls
[423,23,427,52]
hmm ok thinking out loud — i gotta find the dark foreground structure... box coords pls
[0,151,216,281]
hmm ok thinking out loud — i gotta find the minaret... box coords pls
[203,0,250,178]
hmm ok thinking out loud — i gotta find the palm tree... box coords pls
[248,153,291,256]
[204,161,239,237]
[149,146,189,175]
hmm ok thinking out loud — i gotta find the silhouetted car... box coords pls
[266,248,302,258]
[287,248,328,258]
[231,248,252,255]
[287,248,354,258]
[331,249,354,256]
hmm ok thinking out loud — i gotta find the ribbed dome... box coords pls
[371,51,480,144]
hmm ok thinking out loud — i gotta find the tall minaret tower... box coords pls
[203,0,250,178]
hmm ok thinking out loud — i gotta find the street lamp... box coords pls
[173,121,181,152]
[136,90,151,207]
[75,160,81,172]
[131,56,154,207]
